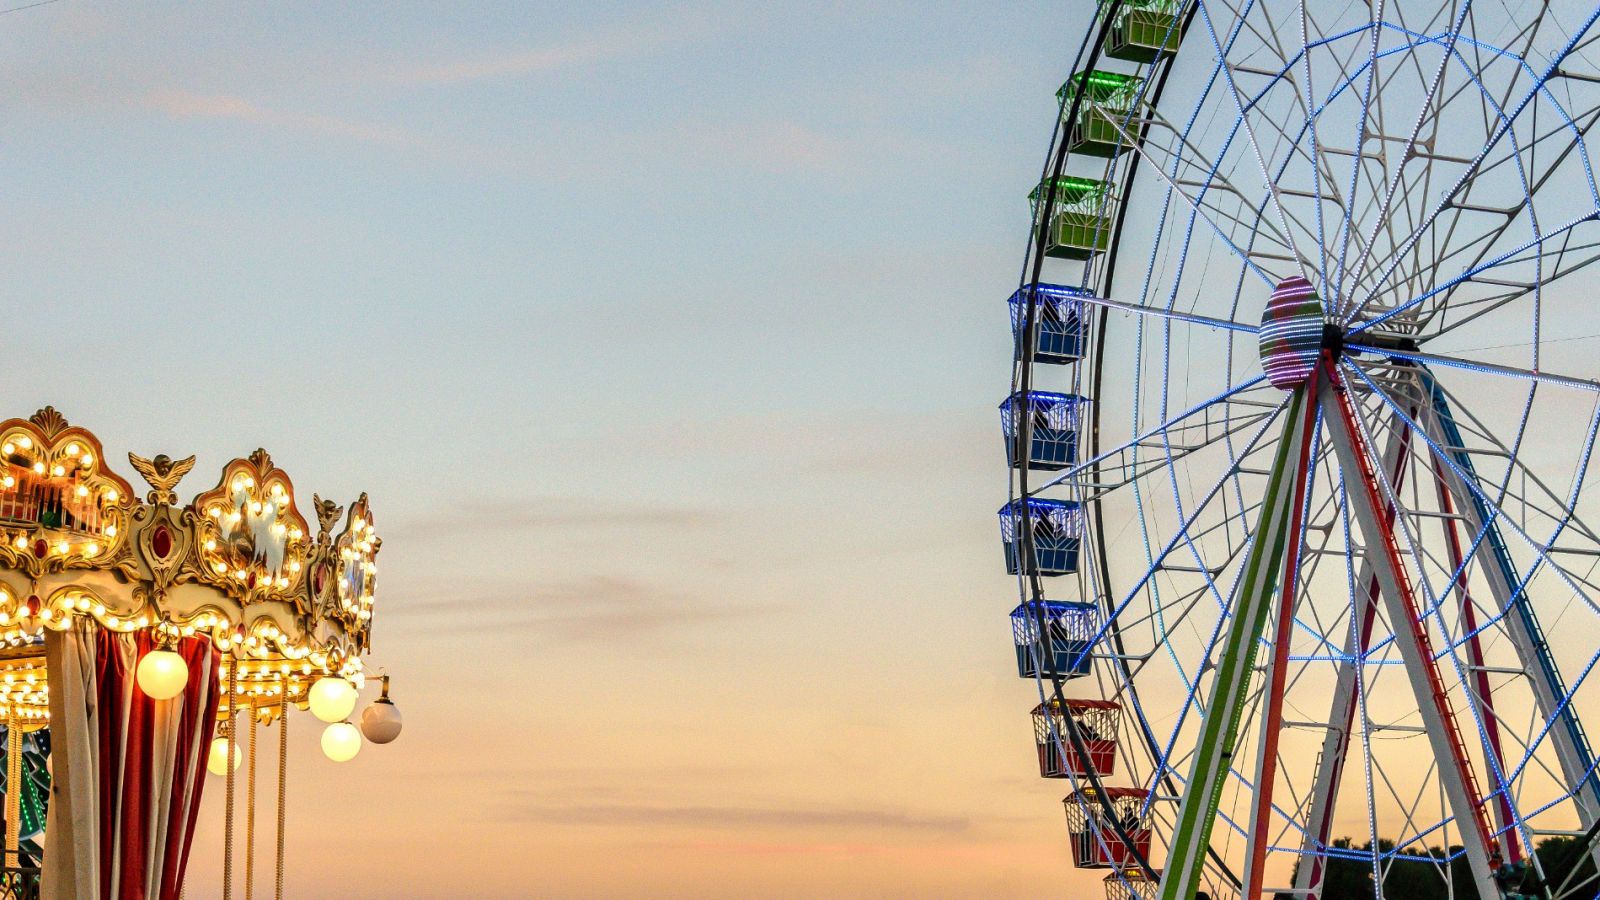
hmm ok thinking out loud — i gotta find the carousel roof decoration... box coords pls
[0,407,401,897]
[0,407,378,676]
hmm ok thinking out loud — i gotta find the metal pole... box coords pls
[245,700,258,900]
[275,690,288,900]
[224,659,237,900]
[5,706,18,870]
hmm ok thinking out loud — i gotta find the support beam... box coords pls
[1294,402,1415,899]
[1319,362,1500,899]
[1242,371,1323,895]
[1159,384,1319,900]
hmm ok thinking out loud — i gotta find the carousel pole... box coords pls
[246,703,258,900]
[275,691,288,900]
[4,706,18,869]
[224,659,238,899]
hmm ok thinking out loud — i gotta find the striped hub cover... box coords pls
[1258,275,1326,389]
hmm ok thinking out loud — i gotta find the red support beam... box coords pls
[1325,359,1498,866]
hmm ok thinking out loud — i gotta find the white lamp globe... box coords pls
[308,676,356,724]
[321,721,361,762]
[359,698,402,744]
[207,737,242,776]
[135,649,189,700]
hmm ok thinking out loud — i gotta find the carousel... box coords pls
[0,407,402,899]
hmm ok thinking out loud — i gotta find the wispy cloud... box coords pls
[146,88,436,151]
[387,35,646,86]
[380,11,724,86]
[384,497,720,541]
[670,120,855,174]
[499,797,971,833]
[385,574,774,641]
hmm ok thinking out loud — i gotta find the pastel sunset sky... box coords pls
[1,2,1100,896]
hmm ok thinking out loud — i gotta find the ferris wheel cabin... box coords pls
[1059,71,1144,157]
[1000,391,1086,470]
[1008,283,1088,364]
[1031,177,1114,259]
[1065,788,1152,869]
[1102,869,1160,900]
[998,498,1082,576]
[1101,0,1183,64]
[1009,599,1098,679]
[1032,698,1121,779]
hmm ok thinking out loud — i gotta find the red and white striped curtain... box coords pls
[42,622,220,900]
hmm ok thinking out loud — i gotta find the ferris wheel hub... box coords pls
[1258,276,1332,389]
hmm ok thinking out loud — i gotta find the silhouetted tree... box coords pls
[1274,837,1479,900]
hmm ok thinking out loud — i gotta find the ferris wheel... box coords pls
[1002,2,1600,898]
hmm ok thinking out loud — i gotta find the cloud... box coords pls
[380,10,723,86]
[146,88,435,151]
[387,36,646,86]
[498,798,970,834]
[384,574,774,641]
[670,120,855,174]
[384,498,720,541]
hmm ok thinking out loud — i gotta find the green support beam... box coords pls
[1159,384,1316,900]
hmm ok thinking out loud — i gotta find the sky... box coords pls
[0,2,1093,897]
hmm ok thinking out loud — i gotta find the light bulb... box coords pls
[135,649,189,700]
[360,697,402,745]
[207,736,242,775]
[308,676,356,723]
[321,721,361,762]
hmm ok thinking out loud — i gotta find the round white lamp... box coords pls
[308,676,356,724]
[136,649,189,700]
[207,736,242,776]
[321,721,361,762]
[359,675,403,744]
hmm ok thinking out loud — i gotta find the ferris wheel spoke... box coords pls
[1347,102,1600,324]
[1344,9,1600,331]
[1102,409,1288,692]
[1415,235,1600,344]
[1340,9,1472,311]
[1192,0,1316,275]
[1097,105,1299,283]
[1341,11,1555,311]
[1350,360,1600,613]
[1428,379,1600,550]
[1338,9,1551,307]
[1416,369,1600,854]
[1351,211,1600,342]
[1034,377,1276,498]
[1344,341,1600,392]
[1108,396,1300,777]
[1349,119,1600,337]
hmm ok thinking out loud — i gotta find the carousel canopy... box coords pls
[0,407,381,679]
